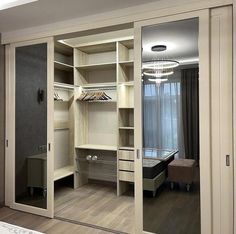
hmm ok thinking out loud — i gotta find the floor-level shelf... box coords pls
[54,165,74,181]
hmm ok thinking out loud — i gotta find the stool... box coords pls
[168,159,196,191]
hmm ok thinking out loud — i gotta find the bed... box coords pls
[143,148,178,197]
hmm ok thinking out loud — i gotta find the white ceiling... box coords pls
[142,18,199,63]
[0,0,160,33]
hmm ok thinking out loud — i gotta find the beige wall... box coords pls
[0,34,5,206]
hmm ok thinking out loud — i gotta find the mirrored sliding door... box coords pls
[7,38,54,217]
[142,18,200,234]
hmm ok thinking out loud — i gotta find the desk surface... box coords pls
[143,148,178,161]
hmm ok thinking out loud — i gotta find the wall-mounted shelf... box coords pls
[54,165,74,181]
[76,144,117,151]
[76,62,116,71]
[54,61,74,71]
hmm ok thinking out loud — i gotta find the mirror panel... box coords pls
[142,18,200,234]
[15,43,48,209]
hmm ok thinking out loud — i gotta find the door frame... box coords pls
[134,9,211,234]
[5,37,54,218]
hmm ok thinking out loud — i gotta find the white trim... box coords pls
[134,9,211,234]
[1,0,232,44]
[5,37,54,218]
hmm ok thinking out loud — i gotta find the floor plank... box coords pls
[0,207,113,234]
[54,182,135,234]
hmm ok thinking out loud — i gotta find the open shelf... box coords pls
[76,62,116,71]
[81,82,117,89]
[119,127,134,130]
[119,60,134,67]
[76,41,116,54]
[54,82,74,90]
[118,81,134,86]
[119,146,134,150]
[54,165,74,181]
[54,121,69,130]
[54,61,74,71]
[76,144,117,151]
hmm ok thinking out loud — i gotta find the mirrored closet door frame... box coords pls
[5,37,54,218]
[134,9,213,234]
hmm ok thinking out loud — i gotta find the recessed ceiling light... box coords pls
[0,0,38,11]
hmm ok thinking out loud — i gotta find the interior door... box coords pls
[134,10,212,234]
[5,38,54,217]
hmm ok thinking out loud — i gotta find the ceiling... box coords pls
[142,18,199,64]
[0,0,160,33]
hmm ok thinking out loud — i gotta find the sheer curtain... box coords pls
[143,72,185,158]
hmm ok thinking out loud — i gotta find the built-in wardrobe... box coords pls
[4,2,234,234]
[53,30,135,195]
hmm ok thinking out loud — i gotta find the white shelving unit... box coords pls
[54,41,76,185]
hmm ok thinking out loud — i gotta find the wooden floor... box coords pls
[54,182,135,234]
[0,207,114,234]
[143,181,200,234]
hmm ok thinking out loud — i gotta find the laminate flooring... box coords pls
[143,178,200,234]
[54,182,135,234]
[0,207,114,234]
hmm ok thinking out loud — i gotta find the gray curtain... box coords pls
[181,68,199,161]
[143,71,185,157]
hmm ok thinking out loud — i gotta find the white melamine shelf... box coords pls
[76,144,117,151]
[119,146,134,150]
[55,42,73,55]
[119,127,134,130]
[118,81,134,86]
[118,106,134,109]
[54,165,74,181]
[54,61,74,71]
[54,82,74,90]
[54,121,69,130]
[76,42,116,54]
[119,60,134,67]
[76,62,116,71]
[82,82,117,89]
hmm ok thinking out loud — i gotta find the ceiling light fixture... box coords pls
[142,44,179,82]
[142,59,179,70]
[0,0,38,11]
[143,70,174,78]
[148,78,168,83]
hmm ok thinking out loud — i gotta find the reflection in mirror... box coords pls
[142,18,200,234]
[15,43,47,209]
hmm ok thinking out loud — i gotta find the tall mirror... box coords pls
[15,43,48,209]
[142,18,200,234]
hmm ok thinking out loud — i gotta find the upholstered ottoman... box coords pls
[168,159,196,191]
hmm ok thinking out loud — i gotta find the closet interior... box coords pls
[53,28,135,233]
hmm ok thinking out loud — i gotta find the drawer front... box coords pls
[118,150,134,161]
[119,161,134,171]
[119,171,134,182]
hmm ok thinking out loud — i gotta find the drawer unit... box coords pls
[119,171,134,182]
[118,150,134,161]
[119,160,134,171]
